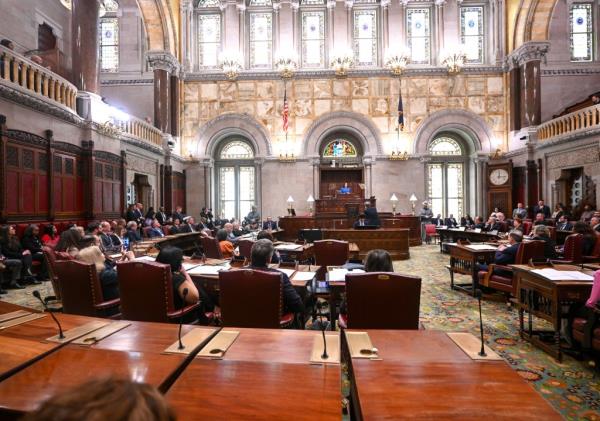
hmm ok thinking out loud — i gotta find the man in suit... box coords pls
[353,214,368,228]
[591,216,600,232]
[444,214,458,228]
[512,203,528,220]
[155,206,168,225]
[556,215,573,231]
[472,216,485,230]
[99,221,122,254]
[169,218,182,235]
[262,216,278,231]
[533,200,551,219]
[476,232,523,277]
[180,216,198,233]
[483,216,501,232]
[533,212,546,226]
[148,219,165,238]
[364,200,380,227]
[172,206,185,224]
[125,221,141,244]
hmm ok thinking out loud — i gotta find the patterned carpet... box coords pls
[2,245,599,419]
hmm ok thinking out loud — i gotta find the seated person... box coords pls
[477,232,523,278]
[532,212,546,226]
[99,221,123,254]
[580,204,594,222]
[41,224,59,248]
[125,221,142,244]
[200,207,214,228]
[530,225,557,259]
[2,225,40,285]
[256,230,280,263]
[55,228,83,258]
[339,183,351,194]
[224,223,236,242]
[86,222,101,236]
[171,206,186,225]
[148,219,165,238]
[433,214,443,226]
[232,221,244,237]
[512,203,528,220]
[169,218,182,235]
[495,212,508,231]
[21,224,47,279]
[180,216,199,233]
[472,216,485,230]
[591,216,600,233]
[353,214,368,228]
[573,222,597,256]
[245,206,260,229]
[216,229,235,259]
[247,239,304,314]
[556,215,573,231]
[483,216,501,232]
[511,217,525,234]
[76,246,121,306]
[262,216,278,231]
[461,214,474,227]
[444,214,458,228]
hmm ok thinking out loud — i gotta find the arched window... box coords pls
[215,139,257,221]
[99,0,119,72]
[426,136,465,218]
[322,139,358,158]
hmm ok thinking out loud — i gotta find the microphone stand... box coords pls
[33,290,64,339]
[178,288,189,350]
[317,301,328,360]
[475,289,487,357]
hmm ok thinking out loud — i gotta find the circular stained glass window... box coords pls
[468,20,475,28]
[576,17,584,25]
[105,30,113,39]
[415,22,422,29]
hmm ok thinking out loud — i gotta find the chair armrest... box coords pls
[491,264,513,273]
[94,298,120,310]
[550,259,574,265]
[167,302,200,319]
[583,256,600,263]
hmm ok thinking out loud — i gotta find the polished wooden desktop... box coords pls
[344,330,561,420]
[166,328,341,420]
[446,243,497,296]
[436,228,500,253]
[321,228,410,260]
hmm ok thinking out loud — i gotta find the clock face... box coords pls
[489,168,509,186]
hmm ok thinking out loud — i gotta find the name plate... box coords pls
[164,327,217,355]
[0,313,46,330]
[447,332,502,361]
[72,321,132,345]
[46,320,110,343]
[197,330,240,359]
[345,331,380,360]
[310,334,340,365]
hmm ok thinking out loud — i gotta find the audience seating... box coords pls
[340,272,421,329]
[219,269,294,328]
[142,226,153,238]
[201,236,223,259]
[478,240,546,296]
[53,260,120,318]
[553,233,584,264]
[583,232,600,263]
[116,261,201,323]
[424,224,439,244]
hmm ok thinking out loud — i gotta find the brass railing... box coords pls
[0,45,77,112]
[537,103,600,141]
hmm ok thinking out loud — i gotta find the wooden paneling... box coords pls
[321,228,410,260]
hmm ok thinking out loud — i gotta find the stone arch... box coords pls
[513,0,559,49]
[135,0,177,55]
[413,109,495,155]
[303,111,383,157]
[195,113,272,158]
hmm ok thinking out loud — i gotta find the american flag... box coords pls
[282,88,289,134]
[397,87,404,132]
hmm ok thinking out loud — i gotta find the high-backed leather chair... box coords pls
[219,269,294,328]
[237,239,254,263]
[478,240,545,296]
[522,220,533,236]
[313,240,349,267]
[117,261,200,323]
[201,236,223,259]
[142,226,152,238]
[584,232,600,263]
[42,246,61,302]
[553,233,584,264]
[53,260,120,317]
[162,225,171,236]
[342,272,421,329]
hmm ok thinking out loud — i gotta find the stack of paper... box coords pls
[328,268,365,282]
[292,271,316,282]
[465,244,497,251]
[187,265,226,276]
[182,262,201,271]
[275,244,303,251]
[531,268,593,281]
[277,268,296,278]
[134,255,156,262]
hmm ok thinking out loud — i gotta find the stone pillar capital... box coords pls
[505,41,550,69]
[146,51,180,73]
[327,0,336,9]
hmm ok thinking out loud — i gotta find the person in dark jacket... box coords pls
[125,221,142,244]
[477,232,523,278]
[574,222,596,256]
[0,225,39,286]
[531,225,557,259]
[21,224,47,280]
[364,200,381,227]
[556,215,573,231]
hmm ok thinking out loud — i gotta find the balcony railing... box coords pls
[114,116,164,148]
[537,104,600,142]
[0,45,77,112]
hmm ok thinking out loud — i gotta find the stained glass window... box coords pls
[429,137,462,155]
[220,141,254,159]
[99,18,119,72]
[249,12,273,69]
[322,139,358,158]
[406,8,430,65]
[301,0,325,4]
[103,0,119,12]
[353,10,378,66]
[198,14,221,68]
[217,140,256,221]
[197,0,220,7]
[249,0,272,5]
[460,6,484,64]
[570,3,593,62]
[427,164,444,217]
[301,11,326,68]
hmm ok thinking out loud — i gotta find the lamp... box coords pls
[440,45,467,74]
[409,193,418,216]
[287,195,295,215]
[390,193,399,216]
[219,51,243,81]
[384,47,410,76]
[307,194,315,216]
[330,50,354,77]
[275,52,298,79]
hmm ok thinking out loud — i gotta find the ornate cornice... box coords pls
[541,64,600,76]
[4,129,48,148]
[100,79,154,86]
[94,150,124,164]
[146,51,181,73]
[505,41,550,70]
[54,141,84,155]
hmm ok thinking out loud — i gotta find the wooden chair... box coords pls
[142,226,152,238]
[201,236,223,259]
[237,239,254,264]
[219,269,294,328]
[313,240,349,267]
[553,233,584,264]
[583,232,600,263]
[478,240,546,296]
[53,260,120,318]
[341,272,421,329]
[116,261,201,323]
[522,220,533,236]
[41,246,61,303]
[424,224,439,244]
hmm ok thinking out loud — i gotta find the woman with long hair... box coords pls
[76,246,119,303]
[41,224,59,248]
[55,228,83,258]
[0,225,38,286]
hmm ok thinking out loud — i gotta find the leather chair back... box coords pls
[424,224,437,235]
[516,240,546,264]
[313,240,349,266]
[522,221,533,235]
[547,226,557,241]
[219,269,283,328]
[202,236,223,259]
[117,261,175,323]
[345,272,421,329]
[53,260,105,317]
[142,226,152,238]
[42,246,61,300]
[589,232,600,257]
[238,239,254,261]
[563,233,584,264]
[162,226,171,236]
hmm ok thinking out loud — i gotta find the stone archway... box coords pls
[135,0,177,55]
[513,0,559,50]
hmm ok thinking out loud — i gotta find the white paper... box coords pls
[531,268,593,281]
[328,268,364,282]
[182,262,201,271]
[277,268,296,278]
[292,271,317,282]
[187,265,225,276]
[275,244,303,251]
[465,244,497,251]
[134,256,155,262]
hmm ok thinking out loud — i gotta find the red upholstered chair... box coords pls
[237,239,254,263]
[219,269,294,328]
[553,233,584,264]
[313,240,349,266]
[53,260,120,318]
[478,240,546,296]
[522,220,533,236]
[341,272,421,329]
[116,261,201,323]
[162,225,171,236]
[15,224,28,239]
[42,246,61,302]
[583,232,600,263]
[201,236,223,259]
[424,224,439,244]
[142,226,152,238]
[571,272,600,356]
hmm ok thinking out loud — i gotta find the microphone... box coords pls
[178,288,189,350]
[32,290,64,339]
[475,289,486,357]
[317,301,328,359]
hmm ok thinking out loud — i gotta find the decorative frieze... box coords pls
[146,51,180,73]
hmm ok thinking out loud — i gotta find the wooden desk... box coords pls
[344,330,561,420]
[446,244,497,296]
[583,262,600,271]
[436,228,500,253]
[166,328,341,420]
[322,228,409,260]
[512,265,594,361]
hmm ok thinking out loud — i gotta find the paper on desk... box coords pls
[277,268,296,278]
[275,244,303,251]
[134,255,156,262]
[292,271,317,282]
[531,268,594,281]
[182,262,201,271]
[187,265,226,276]
[465,244,497,251]
[328,268,365,282]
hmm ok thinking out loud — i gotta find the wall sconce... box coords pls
[384,47,410,76]
[219,51,243,81]
[330,50,354,77]
[390,193,399,216]
[307,194,315,216]
[287,195,295,216]
[275,52,298,79]
[409,193,418,216]
[440,46,467,74]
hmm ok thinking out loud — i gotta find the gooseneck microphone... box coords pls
[475,289,487,357]
[178,288,189,350]
[33,290,64,339]
[317,301,328,359]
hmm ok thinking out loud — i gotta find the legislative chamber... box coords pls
[0,0,598,419]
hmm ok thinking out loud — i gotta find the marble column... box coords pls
[273,2,281,56]
[381,0,390,55]
[147,52,179,134]
[521,60,541,128]
[327,0,336,53]
[292,1,300,53]
[345,1,354,48]
[434,0,445,65]
[237,3,246,57]
[170,74,180,137]
[181,0,193,72]
[72,0,100,92]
